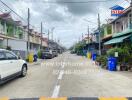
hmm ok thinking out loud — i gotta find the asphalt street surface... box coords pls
[0,52,132,98]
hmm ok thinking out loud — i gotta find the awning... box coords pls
[113,29,132,38]
[104,34,131,45]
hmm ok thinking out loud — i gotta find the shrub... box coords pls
[107,47,123,57]
[96,55,107,68]
[38,50,42,59]
[107,47,131,64]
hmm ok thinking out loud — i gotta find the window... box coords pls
[5,52,17,60]
[0,52,6,60]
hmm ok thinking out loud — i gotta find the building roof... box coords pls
[0,12,24,27]
[0,12,11,19]
[113,28,132,38]
[104,34,131,45]
[102,34,112,40]
[110,5,124,10]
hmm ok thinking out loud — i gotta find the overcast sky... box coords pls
[0,0,130,48]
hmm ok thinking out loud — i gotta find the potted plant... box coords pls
[96,55,107,69]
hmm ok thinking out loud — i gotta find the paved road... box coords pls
[0,52,132,98]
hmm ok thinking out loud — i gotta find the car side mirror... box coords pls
[17,56,21,59]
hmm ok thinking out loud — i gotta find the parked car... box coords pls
[42,50,53,59]
[52,50,58,57]
[0,49,28,84]
[70,50,75,54]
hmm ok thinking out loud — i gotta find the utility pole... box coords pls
[52,29,53,41]
[48,29,50,49]
[98,13,101,55]
[40,22,43,50]
[27,8,30,54]
[87,26,90,52]
[88,26,90,43]
[51,27,55,41]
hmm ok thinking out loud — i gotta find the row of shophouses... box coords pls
[0,12,48,59]
[88,4,132,54]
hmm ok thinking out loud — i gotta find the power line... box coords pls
[0,8,4,13]
[0,0,38,30]
[0,0,26,22]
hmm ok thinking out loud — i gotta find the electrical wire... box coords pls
[0,0,39,31]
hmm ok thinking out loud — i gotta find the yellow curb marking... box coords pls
[99,97,128,100]
[40,97,45,100]
[40,97,67,100]
[0,97,9,100]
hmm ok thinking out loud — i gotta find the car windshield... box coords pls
[0,0,132,100]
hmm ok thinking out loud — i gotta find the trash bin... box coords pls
[28,53,34,63]
[108,57,117,71]
[87,52,91,59]
[33,54,38,62]
[92,53,97,61]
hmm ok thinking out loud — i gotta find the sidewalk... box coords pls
[27,59,43,66]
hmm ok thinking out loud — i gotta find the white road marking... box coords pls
[51,85,60,98]
[62,64,65,69]
[58,70,64,80]
[51,58,65,97]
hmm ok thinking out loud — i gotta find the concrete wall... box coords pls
[3,39,27,59]
[3,39,27,51]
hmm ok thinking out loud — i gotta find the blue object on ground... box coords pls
[108,57,117,71]
[92,53,97,61]
[33,54,38,62]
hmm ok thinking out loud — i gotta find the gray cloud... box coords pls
[55,0,106,16]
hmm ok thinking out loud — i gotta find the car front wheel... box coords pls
[21,65,27,77]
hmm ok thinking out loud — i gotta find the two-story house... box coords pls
[0,12,48,59]
[104,3,132,46]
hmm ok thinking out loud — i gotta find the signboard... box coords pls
[115,52,118,57]
[110,5,125,17]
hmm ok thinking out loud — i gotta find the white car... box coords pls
[0,49,28,84]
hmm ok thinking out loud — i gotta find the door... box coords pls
[0,51,10,79]
[5,51,19,76]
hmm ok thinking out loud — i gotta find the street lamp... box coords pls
[51,27,55,41]
[40,22,43,50]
